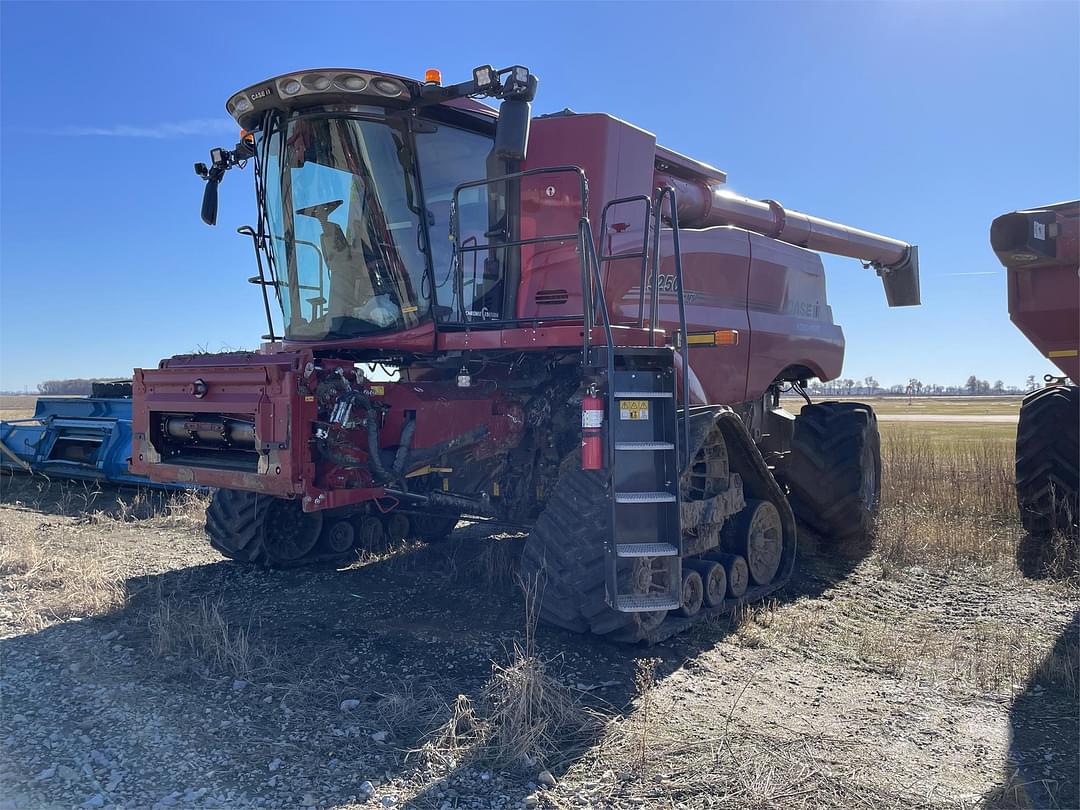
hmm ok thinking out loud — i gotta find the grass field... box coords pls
[0,395,38,421]
[782,394,1023,417]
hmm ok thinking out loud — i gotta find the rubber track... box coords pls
[205,489,344,569]
[521,408,797,644]
[776,401,880,558]
[1015,385,1079,538]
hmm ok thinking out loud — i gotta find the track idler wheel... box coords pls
[356,516,387,553]
[686,558,727,607]
[677,568,704,618]
[709,552,748,599]
[735,499,784,585]
[323,519,356,555]
[383,513,411,546]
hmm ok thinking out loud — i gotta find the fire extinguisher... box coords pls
[581,385,604,470]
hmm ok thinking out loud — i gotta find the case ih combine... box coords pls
[991,200,1079,570]
[129,65,921,642]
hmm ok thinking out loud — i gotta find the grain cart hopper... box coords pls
[991,200,1079,570]
[130,64,921,642]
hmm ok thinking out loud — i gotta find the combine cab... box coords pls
[991,200,1079,572]
[129,64,921,641]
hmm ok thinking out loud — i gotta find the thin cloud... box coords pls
[52,118,236,139]
[940,271,1002,277]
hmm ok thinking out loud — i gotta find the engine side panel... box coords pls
[745,233,844,400]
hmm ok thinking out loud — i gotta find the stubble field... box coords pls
[0,395,1075,809]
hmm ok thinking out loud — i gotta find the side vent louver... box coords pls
[534,289,569,306]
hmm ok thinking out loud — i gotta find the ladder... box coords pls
[583,190,690,614]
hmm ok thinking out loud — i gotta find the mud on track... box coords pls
[0,479,1076,809]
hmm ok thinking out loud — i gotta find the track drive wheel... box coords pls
[777,401,881,558]
[206,489,323,568]
[1015,385,1079,576]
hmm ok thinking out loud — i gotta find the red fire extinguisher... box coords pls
[581,386,604,470]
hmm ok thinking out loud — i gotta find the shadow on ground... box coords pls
[984,613,1079,810]
[0,478,863,808]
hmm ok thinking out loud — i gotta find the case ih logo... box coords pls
[250,87,272,101]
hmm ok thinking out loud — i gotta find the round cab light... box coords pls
[372,78,402,97]
[335,74,367,92]
[232,96,253,113]
[280,78,302,95]
[301,74,331,91]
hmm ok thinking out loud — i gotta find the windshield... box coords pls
[259,114,429,340]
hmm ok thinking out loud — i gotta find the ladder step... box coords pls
[616,542,679,558]
[614,442,675,451]
[615,594,681,613]
[614,491,677,504]
[613,391,673,399]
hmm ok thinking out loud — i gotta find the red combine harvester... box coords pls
[991,200,1079,571]
[130,65,921,642]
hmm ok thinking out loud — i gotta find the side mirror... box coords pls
[494,98,531,162]
[201,177,219,226]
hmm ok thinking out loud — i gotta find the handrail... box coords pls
[450,165,589,326]
[598,195,653,329]
[652,186,692,466]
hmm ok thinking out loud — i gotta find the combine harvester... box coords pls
[991,200,1079,571]
[23,63,921,642]
[0,382,186,490]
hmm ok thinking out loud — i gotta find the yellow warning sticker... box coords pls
[619,399,650,420]
[369,385,385,396]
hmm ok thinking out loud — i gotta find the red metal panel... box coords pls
[745,234,844,400]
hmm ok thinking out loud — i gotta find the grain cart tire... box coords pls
[206,489,324,568]
[1015,385,1079,575]
[778,402,881,558]
[521,454,648,640]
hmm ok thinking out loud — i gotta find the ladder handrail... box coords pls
[597,195,653,330]
[652,186,692,467]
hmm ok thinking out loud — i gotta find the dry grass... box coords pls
[875,429,1024,570]
[425,577,606,770]
[0,529,127,631]
[148,594,273,680]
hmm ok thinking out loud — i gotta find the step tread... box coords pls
[613,391,673,399]
[615,542,679,557]
[614,442,675,451]
[615,594,681,612]
[614,491,677,503]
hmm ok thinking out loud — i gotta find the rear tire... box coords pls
[1015,385,1078,575]
[206,489,324,568]
[777,401,881,558]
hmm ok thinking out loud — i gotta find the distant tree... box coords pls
[993,380,1004,394]
[966,375,979,395]
[978,379,991,394]
[864,376,878,395]
[908,378,923,395]
[1026,374,1038,392]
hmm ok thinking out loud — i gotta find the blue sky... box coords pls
[1,1,1077,391]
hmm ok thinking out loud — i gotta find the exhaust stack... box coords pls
[654,172,921,307]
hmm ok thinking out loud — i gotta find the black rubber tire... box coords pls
[778,401,881,558]
[205,489,324,568]
[520,455,647,640]
[1015,385,1078,575]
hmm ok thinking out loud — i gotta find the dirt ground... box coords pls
[0,475,1076,810]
